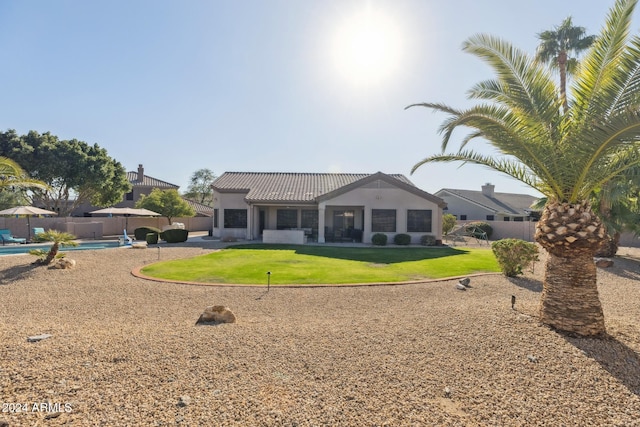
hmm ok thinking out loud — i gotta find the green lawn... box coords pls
[140,244,500,285]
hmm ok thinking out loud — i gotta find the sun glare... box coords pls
[329,6,404,89]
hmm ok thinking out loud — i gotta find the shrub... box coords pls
[393,233,411,245]
[491,239,539,277]
[146,232,159,244]
[442,213,457,235]
[371,233,387,246]
[465,222,493,239]
[161,228,189,243]
[420,234,437,246]
[134,226,162,240]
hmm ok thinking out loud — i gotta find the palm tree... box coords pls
[31,230,78,265]
[536,17,596,112]
[407,0,640,336]
[0,156,48,191]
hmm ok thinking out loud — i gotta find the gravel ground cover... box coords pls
[0,242,639,426]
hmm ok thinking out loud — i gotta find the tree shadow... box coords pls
[507,276,542,293]
[562,332,640,396]
[0,263,40,285]
[229,243,471,264]
[600,256,640,281]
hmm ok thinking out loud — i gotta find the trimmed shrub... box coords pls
[491,238,539,277]
[161,228,189,243]
[393,233,411,245]
[442,213,457,235]
[371,233,387,246]
[134,226,162,241]
[465,222,493,239]
[146,232,159,244]
[420,234,437,246]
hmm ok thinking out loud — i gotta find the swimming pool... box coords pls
[0,240,121,256]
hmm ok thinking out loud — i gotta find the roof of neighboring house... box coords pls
[182,198,214,217]
[127,171,179,189]
[436,188,539,216]
[213,172,445,206]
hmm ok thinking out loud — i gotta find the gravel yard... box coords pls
[1,243,639,426]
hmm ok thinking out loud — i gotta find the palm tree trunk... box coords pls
[534,200,607,336]
[44,242,59,265]
[539,252,605,335]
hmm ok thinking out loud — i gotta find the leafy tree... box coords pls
[136,188,195,224]
[183,168,217,206]
[536,17,596,112]
[29,229,78,265]
[0,155,49,209]
[0,130,131,216]
[407,0,640,336]
[442,213,457,235]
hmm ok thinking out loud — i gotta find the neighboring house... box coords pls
[435,184,540,222]
[71,164,213,217]
[211,171,446,244]
[120,164,179,208]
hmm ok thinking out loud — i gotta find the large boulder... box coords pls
[195,306,236,325]
[53,258,76,269]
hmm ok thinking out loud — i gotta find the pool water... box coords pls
[0,241,121,255]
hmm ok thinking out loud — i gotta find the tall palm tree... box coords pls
[407,0,640,336]
[536,17,596,112]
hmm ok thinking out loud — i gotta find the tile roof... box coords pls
[437,188,539,215]
[182,198,214,217]
[127,171,179,189]
[212,172,418,203]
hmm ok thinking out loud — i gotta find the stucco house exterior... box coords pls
[435,183,540,222]
[211,171,446,244]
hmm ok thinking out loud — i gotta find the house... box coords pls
[211,171,446,244]
[72,164,213,217]
[435,183,540,222]
[120,164,179,208]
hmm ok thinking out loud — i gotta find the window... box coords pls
[503,217,510,221]
[224,209,247,228]
[407,210,432,232]
[372,209,396,232]
[486,215,495,221]
[125,191,134,201]
[277,209,297,229]
[213,209,218,228]
[514,217,524,222]
[301,210,318,230]
[460,214,467,220]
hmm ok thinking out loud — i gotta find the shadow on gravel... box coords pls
[0,263,40,285]
[507,276,542,293]
[601,256,640,281]
[564,333,640,397]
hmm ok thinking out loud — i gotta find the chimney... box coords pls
[481,183,494,197]
[138,164,144,182]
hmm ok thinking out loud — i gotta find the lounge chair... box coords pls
[32,227,45,240]
[0,229,26,245]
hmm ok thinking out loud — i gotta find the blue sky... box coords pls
[0,0,627,197]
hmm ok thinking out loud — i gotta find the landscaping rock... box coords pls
[195,305,236,325]
[27,333,52,342]
[53,258,76,269]
[595,258,614,268]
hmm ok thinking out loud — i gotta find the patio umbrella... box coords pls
[89,207,161,230]
[0,206,58,241]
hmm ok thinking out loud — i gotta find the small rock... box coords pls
[44,412,61,420]
[53,258,76,269]
[27,333,52,342]
[177,395,192,407]
[459,277,471,287]
[132,242,147,249]
[196,305,236,325]
[594,258,614,268]
[455,283,467,291]
[444,386,452,398]
[527,355,538,363]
